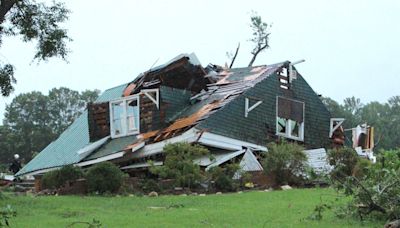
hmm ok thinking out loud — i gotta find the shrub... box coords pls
[150,142,209,189]
[0,205,16,227]
[85,162,124,194]
[41,165,83,189]
[207,163,241,192]
[327,147,359,179]
[140,179,161,193]
[330,149,400,221]
[352,158,371,178]
[262,141,308,185]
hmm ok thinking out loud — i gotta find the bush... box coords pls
[0,205,16,227]
[352,158,371,178]
[207,163,241,192]
[262,141,308,185]
[327,147,359,179]
[85,162,124,194]
[330,149,400,221]
[140,179,161,193]
[41,165,83,189]
[150,142,209,189]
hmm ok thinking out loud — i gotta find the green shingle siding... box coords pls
[198,70,331,149]
[160,86,192,122]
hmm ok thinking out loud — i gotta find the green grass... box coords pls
[1,188,384,228]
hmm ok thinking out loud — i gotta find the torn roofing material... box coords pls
[123,53,208,96]
[16,84,128,176]
[124,62,286,151]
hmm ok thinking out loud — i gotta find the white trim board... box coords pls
[245,98,263,118]
[329,118,345,138]
[17,166,61,177]
[121,161,163,170]
[197,131,267,151]
[131,128,267,159]
[76,151,125,167]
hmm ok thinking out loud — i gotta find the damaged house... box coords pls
[16,54,338,178]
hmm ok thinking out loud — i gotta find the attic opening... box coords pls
[279,67,289,90]
[276,96,304,141]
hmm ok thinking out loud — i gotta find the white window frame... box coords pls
[275,96,305,141]
[109,94,140,138]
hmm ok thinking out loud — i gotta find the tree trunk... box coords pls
[248,43,269,67]
[229,43,240,68]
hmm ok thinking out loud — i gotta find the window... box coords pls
[276,97,304,141]
[110,95,139,138]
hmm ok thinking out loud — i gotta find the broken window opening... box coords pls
[277,117,287,134]
[110,95,139,138]
[280,67,288,77]
[279,67,290,90]
[276,96,304,141]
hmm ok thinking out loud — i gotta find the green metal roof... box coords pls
[84,135,137,160]
[16,84,127,176]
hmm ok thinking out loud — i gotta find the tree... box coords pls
[0,0,71,96]
[0,125,14,165]
[3,91,52,161]
[0,87,99,164]
[248,12,271,67]
[48,87,100,135]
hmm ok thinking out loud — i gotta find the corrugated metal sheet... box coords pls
[16,84,127,176]
[95,84,125,103]
[84,135,137,160]
[304,148,332,173]
[239,150,263,171]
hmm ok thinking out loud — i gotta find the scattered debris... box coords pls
[147,206,166,210]
[281,185,292,190]
[148,191,158,197]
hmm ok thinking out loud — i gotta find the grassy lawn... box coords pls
[1,188,383,228]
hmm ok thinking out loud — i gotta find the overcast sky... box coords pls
[0,0,399,122]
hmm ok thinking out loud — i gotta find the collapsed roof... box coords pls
[17,53,329,177]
